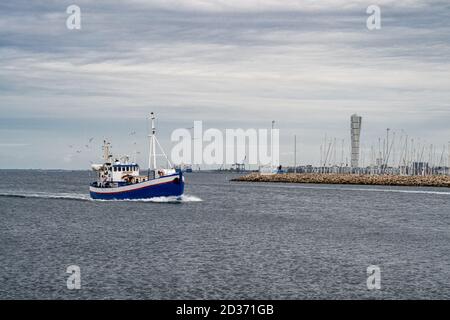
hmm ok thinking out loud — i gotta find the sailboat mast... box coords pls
[271,120,275,172]
[294,135,297,173]
[148,112,157,177]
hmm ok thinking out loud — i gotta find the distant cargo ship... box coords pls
[89,113,184,200]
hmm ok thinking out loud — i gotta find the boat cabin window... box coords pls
[111,165,140,172]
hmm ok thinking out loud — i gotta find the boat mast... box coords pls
[148,112,157,178]
[102,140,112,163]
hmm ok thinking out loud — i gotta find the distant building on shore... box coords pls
[350,114,362,169]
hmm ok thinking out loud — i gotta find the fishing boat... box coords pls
[89,112,184,200]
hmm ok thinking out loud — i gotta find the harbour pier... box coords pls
[232,173,450,188]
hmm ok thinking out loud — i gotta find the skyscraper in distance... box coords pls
[350,114,362,169]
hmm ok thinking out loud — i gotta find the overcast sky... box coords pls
[0,0,449,169]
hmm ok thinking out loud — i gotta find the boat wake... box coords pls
[123,195,203,203]
[94,195,203,203]
[0,191,202,203]
[0,191,91,201]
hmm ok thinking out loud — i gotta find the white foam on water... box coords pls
[0,191,90,201]
[122,195,203,203]
[0,191,202,203]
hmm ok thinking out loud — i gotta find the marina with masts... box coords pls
[234,114,450,187]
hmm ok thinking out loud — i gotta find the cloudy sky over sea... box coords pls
[0,0,449,169]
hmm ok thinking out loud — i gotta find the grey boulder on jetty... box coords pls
[232,173,450,188]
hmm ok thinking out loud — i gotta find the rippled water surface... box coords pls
[1,170,449,299]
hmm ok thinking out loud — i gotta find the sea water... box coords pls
[0,170,449,299]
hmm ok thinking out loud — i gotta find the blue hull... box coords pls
[90,173,184,200]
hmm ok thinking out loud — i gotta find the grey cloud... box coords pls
[0,0,449,168]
